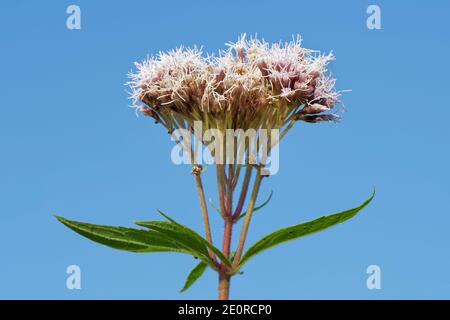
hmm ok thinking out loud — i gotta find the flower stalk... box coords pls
[232,168,263,268]
[192,164,217,265]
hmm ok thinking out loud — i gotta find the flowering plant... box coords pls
[56,35,373,299]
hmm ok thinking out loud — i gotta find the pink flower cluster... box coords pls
[129,35,340,130]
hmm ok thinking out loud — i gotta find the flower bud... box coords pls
[297,114,340,123]
[300,103,330,115]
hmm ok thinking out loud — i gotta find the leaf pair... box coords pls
[56,191,374,292]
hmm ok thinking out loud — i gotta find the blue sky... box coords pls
[0,0,449,299]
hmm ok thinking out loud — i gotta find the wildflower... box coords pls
[128,35,340,135]
[57,35,373,302]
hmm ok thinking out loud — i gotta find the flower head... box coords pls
[128,35,340,133]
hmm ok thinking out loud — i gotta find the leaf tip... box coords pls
[156,209,171,221]
[55,215,68,224]
[133,220,146,227]
[366,188,376,204]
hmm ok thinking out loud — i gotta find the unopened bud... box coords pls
[300,103,330,115]
[297,114,340,123]
[140,106,161,123]
[191,164,203,175]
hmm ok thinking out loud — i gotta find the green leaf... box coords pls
[238,191,375,267]
[135,210,233,269]
[157,210,233,269]
[238,190,273,220]
[55,216,192,254]
[208,198,221,215]
[133,220,212,264]
[180,261,208,292]
[210,191,273,220]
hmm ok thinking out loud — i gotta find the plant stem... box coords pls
[222,217,233,259]
[231,164,241,189]
[219,164,234,300]
[218,271,230,300]
[232,165,253,220]
[216,165,227,219]
[226,164,234,214]
[232,169,263,268]
[222,166,233,259]
[193,166,216,263]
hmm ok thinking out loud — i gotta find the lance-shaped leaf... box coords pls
[238,192,374,267]
[55,216,192,254]
[238,191,273,220]
[180,261,208,293]
[208,198,221,215]
[133,220,212,262]
[156,210,233,269]
[210,191,274,220]
[135,211,233,269]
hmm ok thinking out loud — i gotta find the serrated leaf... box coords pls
[157,210,233,269]
[133,220,212,263]
[180,261,208,292]
[238,190,273,220]
[55,216,192,254]
[238,191,374,267]
[135,211,233,269]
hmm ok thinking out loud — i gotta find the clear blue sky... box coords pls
[1,0,449,299]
